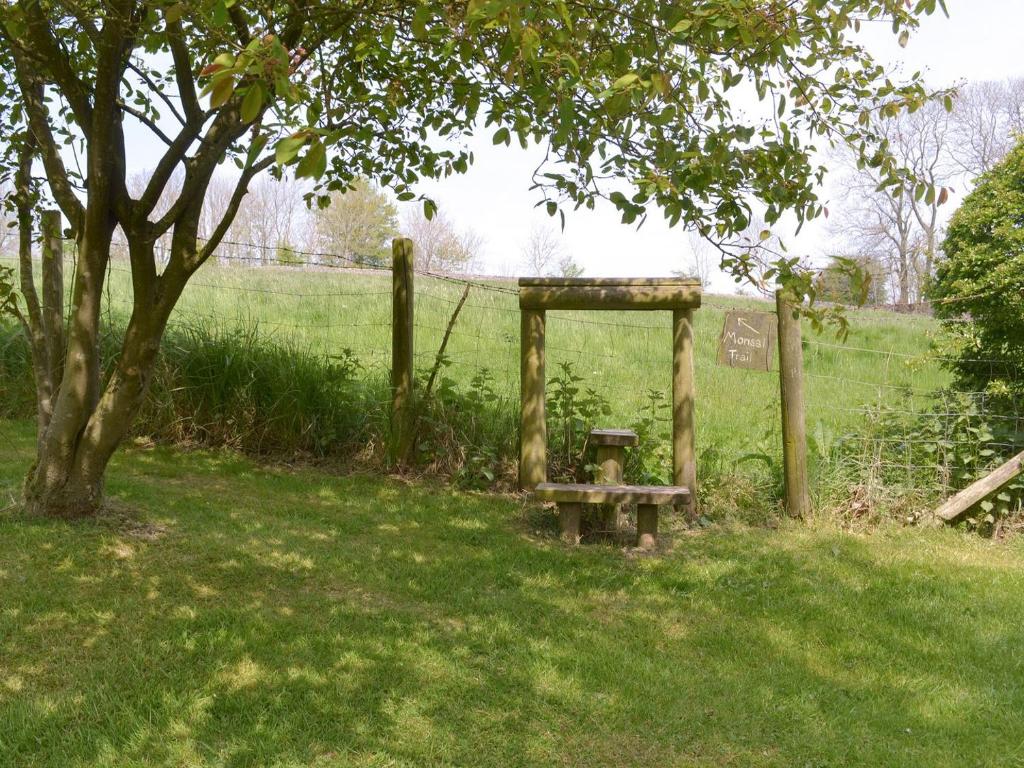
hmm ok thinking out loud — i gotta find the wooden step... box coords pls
[589,428,639,448]
[534,482,690,506]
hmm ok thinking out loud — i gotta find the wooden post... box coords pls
[636,504,658,550]
[40,210,65,371]
[936,450,1024,525]
[672,309,697,515]
[559,502,582,544]
[776,289,811,519]
[391,238,415,465]
[520,309,547,489]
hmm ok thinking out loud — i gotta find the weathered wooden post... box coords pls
[672,308,697,516]
[590,428,638,532]
[520,308,547,489]
[776,289,811,518]
[391,238,415,465]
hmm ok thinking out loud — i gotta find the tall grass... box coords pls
[1,255,962,519]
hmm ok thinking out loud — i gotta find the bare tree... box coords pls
[522,224,566,277]
[831,103,955,306]
[685,231,717,287]
[831,166,919,306]
[401,208,481,273]
[232,177,308,264]
[556,252,584,278]
[949,78,1024,178]
[896,100,954,288]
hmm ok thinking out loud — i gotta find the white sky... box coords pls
[399,0,1024,288]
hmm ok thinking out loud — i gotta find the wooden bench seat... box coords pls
[534,482,690,549]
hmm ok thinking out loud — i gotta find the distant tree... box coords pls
[831,103,955,306]
[275,243,303,266]
[556,253,584,278]
[949,78,1024,178]
[522,225,565,277]
[314,180,398,266]
[401,208,481,273]
[815,255,886,306]
[932,140,1024,395]
[684,232,717,288]
[233,177,307,264]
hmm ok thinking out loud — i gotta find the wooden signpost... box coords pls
[717,310,776,371]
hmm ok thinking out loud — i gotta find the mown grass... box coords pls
[2,417,1023,767]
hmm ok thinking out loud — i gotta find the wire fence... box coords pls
[3,239,1022,510]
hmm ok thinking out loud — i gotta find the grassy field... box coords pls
[2,256,949,448]
[2,417,1023,767]
[2,255,962,515]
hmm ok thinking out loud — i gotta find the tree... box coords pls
[685,231,717,287]
[314,180,398,266]
[556,252,584,278]
[815,255,886,306]
[830,102,955,306]
[401,208,481,273]
[931,140,1024,395]
[0,0,946,516]
[232,176,308,264]
[522,224,564,277]
[949,78,1024,179]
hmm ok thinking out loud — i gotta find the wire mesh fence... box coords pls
[3,240,1022,517]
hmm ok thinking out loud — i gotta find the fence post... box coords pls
[776,289,811,518]
[519,308,547,489]
[672,308,697,516]
[391,238,415,465]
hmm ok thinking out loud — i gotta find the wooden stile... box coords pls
[936,450,1024,525]
[519,309,547,489]
[673,308,697,516]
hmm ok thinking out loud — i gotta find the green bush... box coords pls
[932,140,1024,396]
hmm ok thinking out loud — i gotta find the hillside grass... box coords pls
[0,256,949,462]
[2,417,1023,767]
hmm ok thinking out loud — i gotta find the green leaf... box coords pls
[412,5,430,40]
[240,85,264,123]
[209,76,235,108]
[611,73,639,91]
[275,134,307,164]
[164,3,185,24]
[295,139,327,180]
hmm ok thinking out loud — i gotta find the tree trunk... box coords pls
[22,228,179,518]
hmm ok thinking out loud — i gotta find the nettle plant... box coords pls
[0,0,947,516]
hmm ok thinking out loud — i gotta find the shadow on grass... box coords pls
[1,420,1024,767]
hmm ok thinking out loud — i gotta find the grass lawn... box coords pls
[2,418,1023,767]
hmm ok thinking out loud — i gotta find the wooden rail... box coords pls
[936,450,1024,525]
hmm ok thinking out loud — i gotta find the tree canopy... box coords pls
[0,1,948,259]
[932,139,1024,395]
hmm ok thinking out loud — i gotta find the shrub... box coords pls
[932,140,1024,396]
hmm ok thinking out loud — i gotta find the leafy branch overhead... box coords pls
[178,1,944,244]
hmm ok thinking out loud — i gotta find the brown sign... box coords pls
[717,310,776,371]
